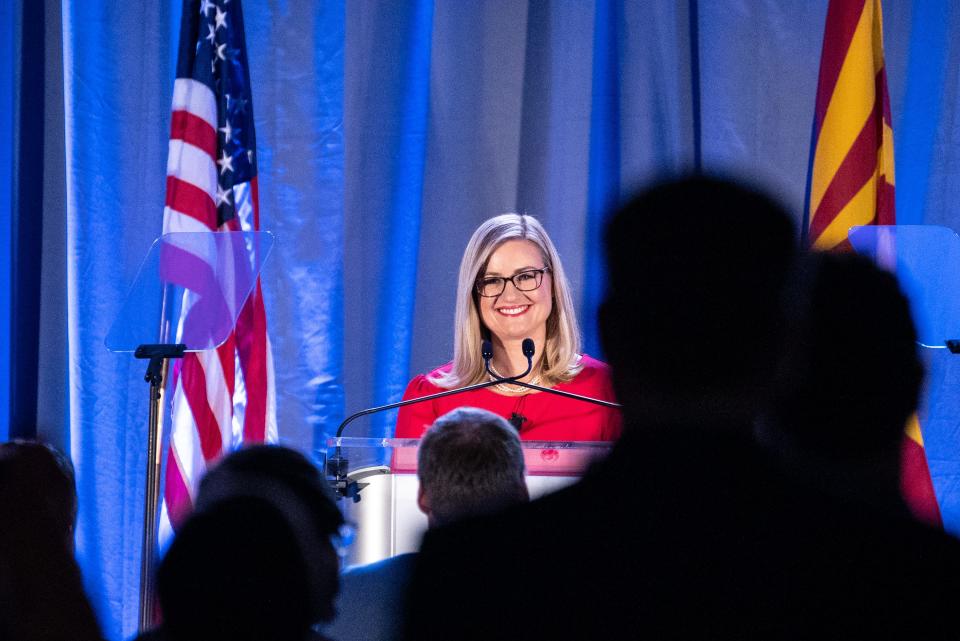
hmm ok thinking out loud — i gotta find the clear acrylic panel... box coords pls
[849,225,960,349]
[105,231,274,352]
[323,436,612,477]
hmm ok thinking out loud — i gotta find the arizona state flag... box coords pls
[807,0,941,525]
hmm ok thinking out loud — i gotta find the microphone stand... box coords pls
[482,345,620,429]
[481,371,621,409]
[327,351,533,500]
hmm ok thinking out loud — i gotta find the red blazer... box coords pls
[394,354,621,441]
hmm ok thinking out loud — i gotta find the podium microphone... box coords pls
[327,342,534,500]
[522,337,535,359]
[486,339,535,431]
[484,338,535,383]
[483,339,621,410]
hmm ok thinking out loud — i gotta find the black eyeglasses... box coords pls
[476,267,551,297]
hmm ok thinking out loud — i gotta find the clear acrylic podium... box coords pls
[105,231,274,631]
[324,437,612,567]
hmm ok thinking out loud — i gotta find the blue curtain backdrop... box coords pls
[0,0,14,442]
[5,1,960,638]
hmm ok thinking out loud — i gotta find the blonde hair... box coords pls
[431,214,582,389]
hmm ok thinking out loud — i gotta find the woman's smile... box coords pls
[496,304,531,316]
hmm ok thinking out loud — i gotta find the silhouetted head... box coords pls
[0,440,78,552]
[193,445,344,625]
[159,497,313,641]
[600,176,796,425]
[0,441,100,641]
[417,407,528,527]
[770,251,923,459]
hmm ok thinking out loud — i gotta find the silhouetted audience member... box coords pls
[144,444,343,641]
[159,497,321,641]
[402,176,960,640]
[417,407,529,527]
[0,440,102,641]
[326,407,528,641]
[761,252,924,516]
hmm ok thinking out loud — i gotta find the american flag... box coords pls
[159,0,276,543]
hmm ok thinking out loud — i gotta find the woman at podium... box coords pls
[395,213,621,441]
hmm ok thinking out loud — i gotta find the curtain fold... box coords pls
[339,2,435,466]
[247,0,346,453]
[61,1,174,636]
[0,0,18,441]
[582,0,622,358]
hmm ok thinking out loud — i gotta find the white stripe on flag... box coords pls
[167,139,218,197]
[172,291,196,349]
[158,502,175,553]
[169,376,208,495]
[198,347,234,453]
[171,77,217,130]
[265,335,278,443]
[162,206,218,235]
[232,351,247,449]
[171,227,222,267]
